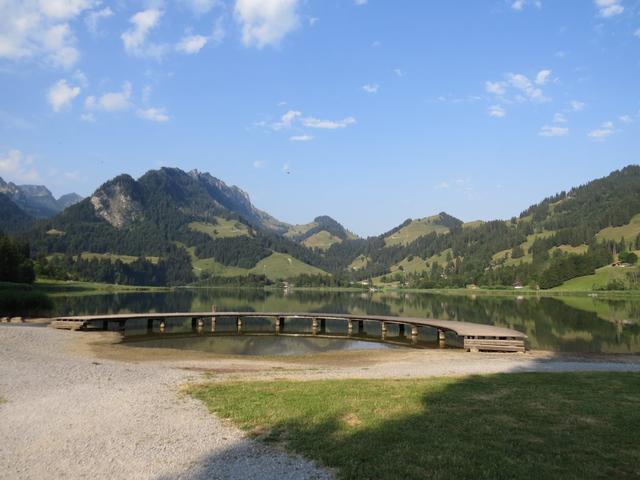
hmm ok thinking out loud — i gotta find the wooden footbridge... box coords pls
[50,311,526,352]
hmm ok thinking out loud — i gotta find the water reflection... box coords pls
[124,334,396,356]
[50,289,640,353]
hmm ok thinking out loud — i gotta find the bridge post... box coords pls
[275,317,283,334]
[312,318,319,335]
[211,305,216,333]
[358,320,364,334]
[197,318,204,334]
[437,329,446,348]
[347,320,353,336]
[411,325,419,345]
[381,322,387,340]
[236,317,242,334]
[159,320,166,333]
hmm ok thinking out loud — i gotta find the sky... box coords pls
[0,0,639,236]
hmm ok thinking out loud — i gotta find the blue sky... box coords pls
[0,0,639,236]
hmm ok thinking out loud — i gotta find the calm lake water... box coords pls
[50,289,640,354]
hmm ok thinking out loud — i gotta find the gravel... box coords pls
[0,326,330,480]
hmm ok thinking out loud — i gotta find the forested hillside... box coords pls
[7,165,640,289]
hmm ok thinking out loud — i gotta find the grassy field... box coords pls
[191,373,640,480]
[302,230,342,250]
[188,218,251,239]
[249,252,329,280]
[596,213,640,242]
[491,230,556,267]
[348,255,369,271]
[553,265,629,291]
[384,215,450,247]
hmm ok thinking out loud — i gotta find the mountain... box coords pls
[28,167,328,285]
[0,177,83,218]
[285,215,358,250]
[0,193,33,233]
[21,164,640,290]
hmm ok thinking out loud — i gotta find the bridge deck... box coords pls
[51,311,526,340]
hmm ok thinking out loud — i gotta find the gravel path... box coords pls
[0,326,329,480]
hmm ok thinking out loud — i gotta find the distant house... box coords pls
[612,261,630,268]
[513,281,524,289]
[466,284,478,290]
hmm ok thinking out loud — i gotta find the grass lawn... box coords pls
[191,373,640,480]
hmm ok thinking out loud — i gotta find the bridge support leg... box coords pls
[160,321,166,333]
[411,325,419,345]
[358,320,364,334]
[312,318,319,335]
[275,317,283,334]
[347,320,353,336]
[211,305,216,333]
[398,324,405,337]
[381,322,387,340]
[236,317,242,334]
[197,318,204,334]
[437,329,446,348]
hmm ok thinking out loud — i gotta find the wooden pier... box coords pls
[49,311,527,352]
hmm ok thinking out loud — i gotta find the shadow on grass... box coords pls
[188,371,640,480]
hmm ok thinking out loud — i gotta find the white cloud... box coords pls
[0,1,97,68]
[485,81,507,95]
[634,28,640,38]
[354,0,368,5]
[85,7,113,35]
[40,0,97,20]
[85,82,132,112]
[507,73,546,101]
[595,0,624,17]
[0,149,39,182]
[47,79,80,112]
[279,109,301,128]
[302,116,356,129]
[253,160,265,168]
[535,69,551,85]
[290,134,313,141]
[485,81,507,96]
[121,9,165,57]
[181,0,221,15]
[588,121,615,140]
[393,68,404,77]
[362,83,379,94]
[80,112,95,122]
[488,105,506,117]
[176,34,208,54]
[211,17,226,44]
[234,0,300,48]
[137,107,170,122]
[570,100,586,111]
[619,115,633,123]
[539,125,568,137]
[553,113,567,123]
[511,0,541,11]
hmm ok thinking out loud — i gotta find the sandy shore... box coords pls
[1,325,639,479]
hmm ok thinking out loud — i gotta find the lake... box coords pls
[50,288,640,354]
